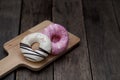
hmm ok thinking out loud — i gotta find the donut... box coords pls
[20,33,51,62]
[41,24,69,55]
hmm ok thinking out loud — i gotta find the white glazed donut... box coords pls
[20,33,51,62]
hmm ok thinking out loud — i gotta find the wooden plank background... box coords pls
[0,0,21,80]
[83,0,120,80]
[0,0,120,80]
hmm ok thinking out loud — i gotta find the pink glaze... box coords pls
[41,24,69,55]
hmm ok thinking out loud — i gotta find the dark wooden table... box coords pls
[0,0,120,80]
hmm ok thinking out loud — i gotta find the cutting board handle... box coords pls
[0,55,20,78]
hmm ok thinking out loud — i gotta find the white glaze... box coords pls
[20,33,51,62]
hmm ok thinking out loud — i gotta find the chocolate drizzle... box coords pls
[25,56,37,61]
[23,53,46,58]
[39,48,49,55]
[20,43,49,60]
[20,43,31,48]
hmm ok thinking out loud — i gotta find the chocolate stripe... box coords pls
[20,43,31,48]
[20,46,46,58]
[39,48,49,54]
[23,53,45,58]
[34,50,47,58]
[25,56,37,61]
[20,46,33,52]
[20,43,49,54]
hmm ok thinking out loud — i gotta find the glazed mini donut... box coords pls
[20,33,51,62]
[41,24,69,55]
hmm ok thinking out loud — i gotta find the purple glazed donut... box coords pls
[41,24,69,55]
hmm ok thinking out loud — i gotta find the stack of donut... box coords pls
[20,23,69,62]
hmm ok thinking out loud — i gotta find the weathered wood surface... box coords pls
[0,0,21,80]
[83,0,120,80]
[0,0,91,80]
[52,0,92,80]
[1,0,120,80]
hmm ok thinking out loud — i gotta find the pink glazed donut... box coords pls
[41,24,69,55]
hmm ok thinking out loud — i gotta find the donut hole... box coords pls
[52,34,61,43]
[31,42,39,50]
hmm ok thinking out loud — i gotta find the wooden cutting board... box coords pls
[0,20,80,78]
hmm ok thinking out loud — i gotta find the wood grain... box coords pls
[16,0,53,80]
[52,0,92,80]
[112,0,120,33]
[83,0,120,80]
[0,0,21,79]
